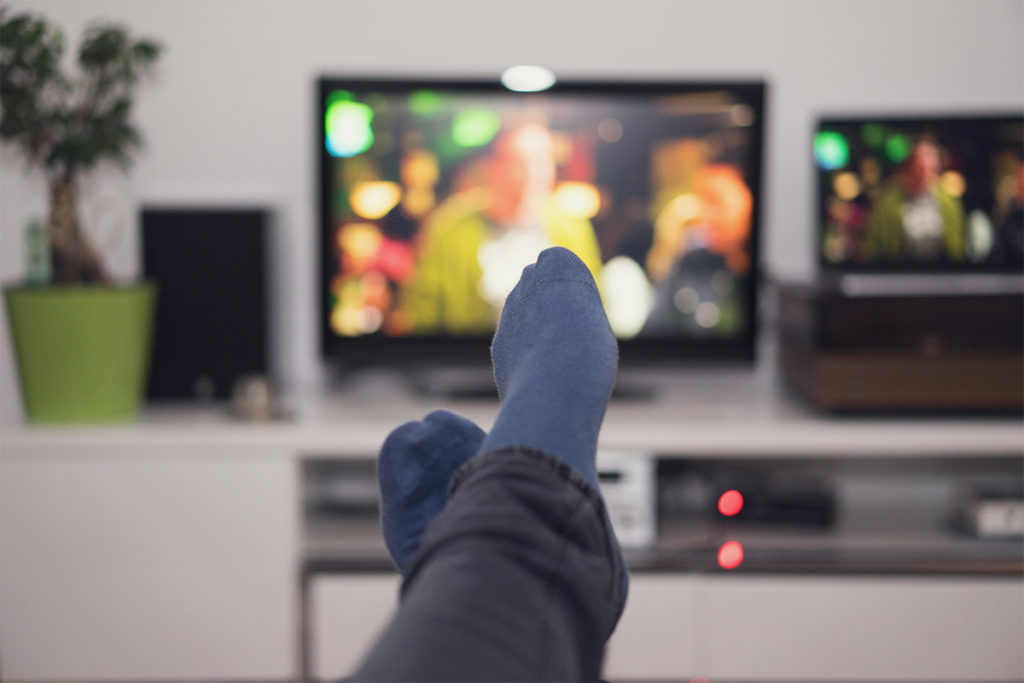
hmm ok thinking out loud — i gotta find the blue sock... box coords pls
[478,247,618,489]
[378,409,486,573]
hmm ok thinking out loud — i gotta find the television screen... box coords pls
[815,115,1024,273]
[319,78,765,368]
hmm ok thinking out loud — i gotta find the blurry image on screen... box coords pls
[323,85,760,343]
[816,116,1024,271]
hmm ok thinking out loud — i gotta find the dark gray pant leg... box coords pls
[352,447,627,682]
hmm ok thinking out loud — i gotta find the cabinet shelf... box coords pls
[300,452,1023,577]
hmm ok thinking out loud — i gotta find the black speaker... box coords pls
[142,207,269,400]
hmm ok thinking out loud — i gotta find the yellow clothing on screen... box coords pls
[867,183,965,263]
[402,191,603,334]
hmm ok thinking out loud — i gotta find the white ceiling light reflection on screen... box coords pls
[501,66,557,92]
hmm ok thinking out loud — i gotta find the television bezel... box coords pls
[318,76,767,370]
[814,112,1024,276]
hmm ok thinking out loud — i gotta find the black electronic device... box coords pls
[815,113,1024,280]
[318,77,767,379]
[725,488,836,529]
[141,207,270,401]
[779,284,1024,413]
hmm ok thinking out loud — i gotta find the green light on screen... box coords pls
[861,123,885,147]
[325,100,374,158]
[814,131,849,170]
[885,134,911,163]
[326,89,354,107]
[452,110,500,147]
[410,90,444,115]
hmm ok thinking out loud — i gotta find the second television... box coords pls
[815,114,1024,274]
[319,77,766,370]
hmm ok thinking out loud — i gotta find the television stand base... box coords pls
[409,366,497,400]
[408,366,660,402]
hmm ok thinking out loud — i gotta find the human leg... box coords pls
[480,246,618,489]
[356,448,627,682]
[378,409,485,572]
[361,247,626,680]
[378,247,618,571]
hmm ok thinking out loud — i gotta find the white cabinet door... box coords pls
[312,573,697,682]
[602,574,697,679]
[703,575,1024,681]
[311,574,400,681]
[0,445,297,680]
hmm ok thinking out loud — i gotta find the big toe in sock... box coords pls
[379,409,486,573]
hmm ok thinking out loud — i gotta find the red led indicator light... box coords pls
[718,540,744,570]
[718,489,744,516]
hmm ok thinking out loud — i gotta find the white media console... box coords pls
[2,367,1022,681]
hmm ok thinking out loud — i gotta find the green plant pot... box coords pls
[4,283,156,423]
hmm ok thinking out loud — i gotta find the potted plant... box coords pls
[1,7,162,422]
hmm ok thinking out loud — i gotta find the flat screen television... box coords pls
[319,77,766,378]
[814,114,1024,294]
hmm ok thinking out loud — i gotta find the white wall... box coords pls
[2,0,1022,417]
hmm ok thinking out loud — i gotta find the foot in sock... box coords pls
[379,409,486,573]
[478,246,618,489]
